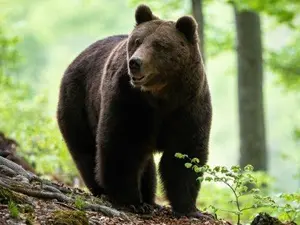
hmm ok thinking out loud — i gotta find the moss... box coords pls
[0,186,29,205]
[49,210,89,225]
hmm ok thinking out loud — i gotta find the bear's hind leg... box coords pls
[57,78,103,196]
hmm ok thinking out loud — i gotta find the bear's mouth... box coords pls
[131,76,145,82]
[130,75,146,86]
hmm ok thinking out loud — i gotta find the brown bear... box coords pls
[57,4,212,218]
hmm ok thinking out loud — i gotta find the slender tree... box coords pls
[234,7,267,171]
[191,0,205,64]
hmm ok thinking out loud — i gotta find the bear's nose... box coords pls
[129,57,142,72]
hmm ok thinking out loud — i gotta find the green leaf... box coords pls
[220,166,229,173]
[213,166,221,172]
[193,165,202,173]
[185,163,192,169]
[205,176,213,182]
[230,165,241,173]
[244,165,254,172]
[191,158,200,164]
[175,153,184,159]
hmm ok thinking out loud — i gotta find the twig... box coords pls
[223,181,242,225]
[56,202,78,210]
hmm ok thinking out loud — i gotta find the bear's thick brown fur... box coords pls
[57,4,212,218]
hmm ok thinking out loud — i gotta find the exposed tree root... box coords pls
[0,156,129,220]
[0,156,37,181]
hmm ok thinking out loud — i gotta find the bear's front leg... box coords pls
[159,97,212,218]
[95,92,158,214]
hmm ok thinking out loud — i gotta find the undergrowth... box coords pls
[175,153,300,225]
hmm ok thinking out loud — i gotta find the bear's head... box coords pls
[127,4,202,95]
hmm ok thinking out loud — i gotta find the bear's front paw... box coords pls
[128,203,154,214]
[114,202,154,214]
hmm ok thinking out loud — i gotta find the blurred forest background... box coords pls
[0,0,299,223]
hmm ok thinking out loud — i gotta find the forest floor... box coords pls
[0,155,297,225]
[0,154,230,225]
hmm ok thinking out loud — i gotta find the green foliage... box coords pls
[230,0,300,26]
[295,129,300,140]
[268,39,300,91]
[174,153,188,159]
[250,192,300,222]
[0,71,77,178]
[8,201,19,219]
[175,153,300,224]
[184,162,193,168]
[0,21,21,74]
[280,152,300,182]
[206,24,234,57]
[74,196,87,210]
[2,0,134,87]
[0,21,77,181]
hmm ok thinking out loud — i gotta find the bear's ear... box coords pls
[176,16,198,43]
[135,4,158,25]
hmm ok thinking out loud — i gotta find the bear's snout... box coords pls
[129,57,142,73]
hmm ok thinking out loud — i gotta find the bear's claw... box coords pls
[126,203,154,214]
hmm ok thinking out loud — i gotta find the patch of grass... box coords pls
[8,200,19,219]
[74,196,87,210]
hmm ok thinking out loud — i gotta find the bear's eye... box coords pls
[135,38,142,46]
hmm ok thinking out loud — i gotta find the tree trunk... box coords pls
[234,8,267,171]
[191,0,205,64]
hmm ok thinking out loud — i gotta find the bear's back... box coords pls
[61,35,128,135]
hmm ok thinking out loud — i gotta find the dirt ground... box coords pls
[0,182,231,225]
